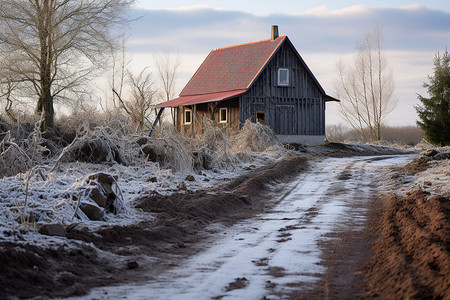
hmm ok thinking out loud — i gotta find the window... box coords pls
[278,68,289,86]
[184,108,192,124]
[219,108,227,123]
[256,111,266,125]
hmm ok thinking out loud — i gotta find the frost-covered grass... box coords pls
[0,121,290,245]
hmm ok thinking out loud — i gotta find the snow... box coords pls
[0,150,281,246]
[67,154,416,299]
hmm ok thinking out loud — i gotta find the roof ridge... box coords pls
[246,36,286,89]
[182,88,248,97]
[213,35,287,51]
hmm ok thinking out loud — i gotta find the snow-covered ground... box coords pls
[66,155,415,300]
[0,151,280,245]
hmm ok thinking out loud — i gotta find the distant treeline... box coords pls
[326,124,425,145]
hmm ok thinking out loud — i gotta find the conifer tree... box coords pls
[416,50,450,145]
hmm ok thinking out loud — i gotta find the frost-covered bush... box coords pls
[230,120,284,153]
[147,124,193,172]
[192,118,237,169]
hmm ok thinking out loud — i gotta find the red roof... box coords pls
[158,34,338,107]
[158,89,246,108]
[180,36,286,97]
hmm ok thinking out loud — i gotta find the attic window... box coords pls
[278,68,289,86]
[184,108,192,125]
[219,108,227,123]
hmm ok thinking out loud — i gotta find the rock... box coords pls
[421,149,439,157]
[127,261,139,269]
[86,187,108,208]
[147,176,158,183]
[85,173,119,213]
[433,152,450,160]
[185,175,195,181]
[141,144,158,162]
[134,136,151,146]
[38,223,66,237]
[178,182,187,190]
[80,203,104,220]
[87,172,118,185]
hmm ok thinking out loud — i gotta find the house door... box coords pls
[275,105,296,135]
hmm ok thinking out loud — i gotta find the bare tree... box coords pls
[154,51,181,126]
[113,68,156,132]
[335,26,396,141]
[0,75,19,123]
[109,40,130,112]
[0,0,135,130]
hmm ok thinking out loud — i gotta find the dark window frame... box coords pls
[184,108,192,125]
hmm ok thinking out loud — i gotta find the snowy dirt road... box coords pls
[74,155,414,300]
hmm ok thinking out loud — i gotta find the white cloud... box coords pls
[298,5,369,17]
[163,4,215,12]
[125,5,450,126]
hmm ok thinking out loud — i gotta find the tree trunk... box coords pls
[35,0,54,130]
[36,89,54,130]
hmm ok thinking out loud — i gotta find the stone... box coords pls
[85,173,119,213]
[86,187,108,208]
[38,223,66,237]
[178,182,187,190]
[433,152,450,160]
[185,175,195,181]
[127,261,139,269]
[87,172,118,185]
[421,149,439,157]
[141,145,158,162]
[134,136,151,146]
[147,176,158,183]
[80,203,104,221]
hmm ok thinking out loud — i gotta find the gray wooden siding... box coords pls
[240,41,325,135]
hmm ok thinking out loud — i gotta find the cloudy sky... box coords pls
[127,1,450,126]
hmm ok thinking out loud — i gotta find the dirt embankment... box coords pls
[363,150,450,299]
[0,156,308,299]
[364,190,450,299]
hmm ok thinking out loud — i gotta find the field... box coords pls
[0,122,449,299]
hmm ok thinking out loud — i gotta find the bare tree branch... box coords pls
[335,25,396,141]
[0,0,135,129]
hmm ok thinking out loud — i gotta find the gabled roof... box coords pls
[159,35,338,108]
[180,36,286,96]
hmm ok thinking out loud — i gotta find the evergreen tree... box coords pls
[416,50,450,145]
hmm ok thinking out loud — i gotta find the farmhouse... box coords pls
[158,26,339,145]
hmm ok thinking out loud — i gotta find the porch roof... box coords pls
[158,89,247,108]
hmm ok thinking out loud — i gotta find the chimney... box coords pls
[271,25,279,40]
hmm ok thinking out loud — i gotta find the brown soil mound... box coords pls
[401,156,430,175]
[324,142,409,157]
[364,190,450,299]
[0,242,112,299]
[0,156,308,299]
